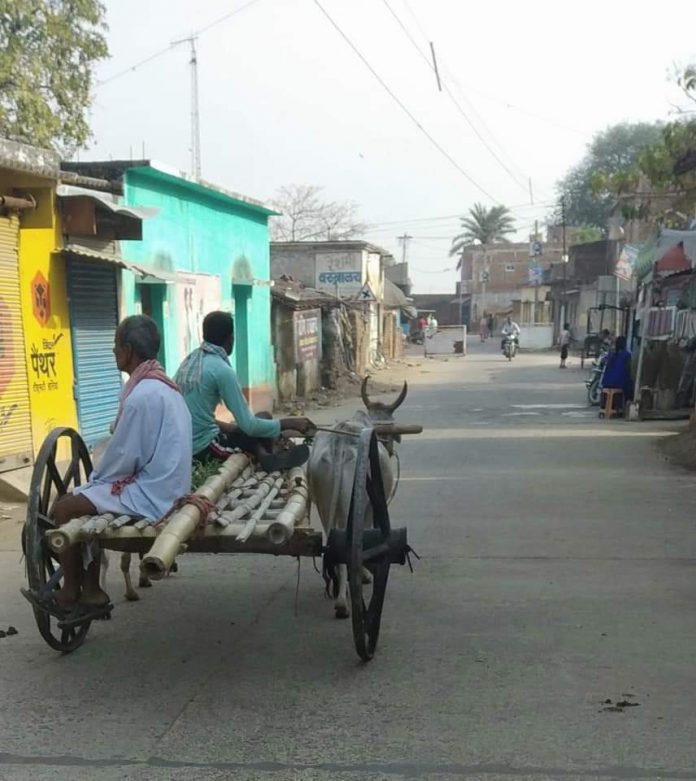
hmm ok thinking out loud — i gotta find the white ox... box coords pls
[307,378,408,619]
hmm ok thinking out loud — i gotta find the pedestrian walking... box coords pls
[559,322,572,368]
[479,313,489,342]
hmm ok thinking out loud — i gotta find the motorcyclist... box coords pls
[501,316,521,352]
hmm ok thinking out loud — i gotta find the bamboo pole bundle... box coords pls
[82,513,115,535]
[219,474,279,525]
[62,511,318,551]
[109,514,133,529]
[68,519,295,545]
[215,466,254,510]
[134,518,155,530]
[214,469,284,527]
[236,476,284,543]
[141,453,249,580]
[267,468,309,546]
[215,488,243,520]
[99,525,322,557]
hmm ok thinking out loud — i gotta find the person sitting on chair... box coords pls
[601,335,633,410]
[175,311,313,470]
[22,315,193,623]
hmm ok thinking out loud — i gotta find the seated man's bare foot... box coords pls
[79,586,111,607]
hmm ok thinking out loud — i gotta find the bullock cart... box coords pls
[22,422,420,661]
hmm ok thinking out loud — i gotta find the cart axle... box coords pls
[324,527,410,567]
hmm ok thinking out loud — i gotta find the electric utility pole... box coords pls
[173,35,202,178]
[561,195,568,333]
[396,233,413,265]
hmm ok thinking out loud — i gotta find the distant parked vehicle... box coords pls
[586,349,608,405]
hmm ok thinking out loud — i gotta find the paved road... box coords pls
[1,343,696,781]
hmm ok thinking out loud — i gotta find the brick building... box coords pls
[458,241,565,323]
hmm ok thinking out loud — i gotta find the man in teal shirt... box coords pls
[175,311,313,471]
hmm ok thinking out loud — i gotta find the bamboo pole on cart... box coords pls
[141,453,249,580]
[235,476,284,542]
[267,468,309,545]
[46,515,93,554]
[64,516,317,550]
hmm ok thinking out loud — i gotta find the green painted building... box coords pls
[64,160,278,412]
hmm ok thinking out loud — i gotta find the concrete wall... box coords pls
[17,186,79,456]
[271,300,322,402]
[519,324,554,349]
[122,168,275,410]
[271,243,391,369]
[382,311,403,360]
[365,252,384,298]
[270,246,318,288]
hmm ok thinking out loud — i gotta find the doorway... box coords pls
[232,283,251,393]
[137,283,167,367]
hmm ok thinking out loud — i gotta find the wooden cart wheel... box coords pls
[346,428,392,662]
[23,428,94,653]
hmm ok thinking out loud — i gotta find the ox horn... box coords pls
[361,376,372,409]
[386,381,408,413]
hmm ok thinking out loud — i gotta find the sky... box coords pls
[84,0,696,293]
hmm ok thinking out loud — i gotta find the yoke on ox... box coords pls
[20,385,420,661]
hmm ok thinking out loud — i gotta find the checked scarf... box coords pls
[174,341,230,395]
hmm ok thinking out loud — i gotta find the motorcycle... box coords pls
[502,334,518,361]
[586,349,608,405]
[407,328,424,345]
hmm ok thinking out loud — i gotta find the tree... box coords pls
[269,184,367,241]
[573,225,603,244]
[0,1,108,153]
[555,122,663,231]
[591,66,696,229]
[449,203,515,258]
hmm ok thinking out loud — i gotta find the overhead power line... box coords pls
[196,0,265,35]
[98,0,265,87]
[362,199,557,231]
[99,44,173,86]
[394,0,588,138]
[379,0,529,194]
[312,0,498,202]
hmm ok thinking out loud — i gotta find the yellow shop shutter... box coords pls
[0,215,33,471]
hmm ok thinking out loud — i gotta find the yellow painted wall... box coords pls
[17,187,78,455]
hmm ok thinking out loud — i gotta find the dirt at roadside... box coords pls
[659,424,696,471]
[660,428,696,470]
[276,356,425,414]
[0,502,25,552]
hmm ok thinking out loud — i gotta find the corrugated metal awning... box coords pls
[383,278,410,308]
[56,184,158,220]
[59,243,176,283]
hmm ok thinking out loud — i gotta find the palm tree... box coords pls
[449,203,515,260]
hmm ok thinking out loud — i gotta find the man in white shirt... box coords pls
[501,316,521,352]
[22,316,192,623]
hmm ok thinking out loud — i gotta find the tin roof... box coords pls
[0,138,59,178]
[61,160,278,217]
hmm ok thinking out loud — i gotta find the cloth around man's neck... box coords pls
[174,341,230,396]
[114,358,180,429]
